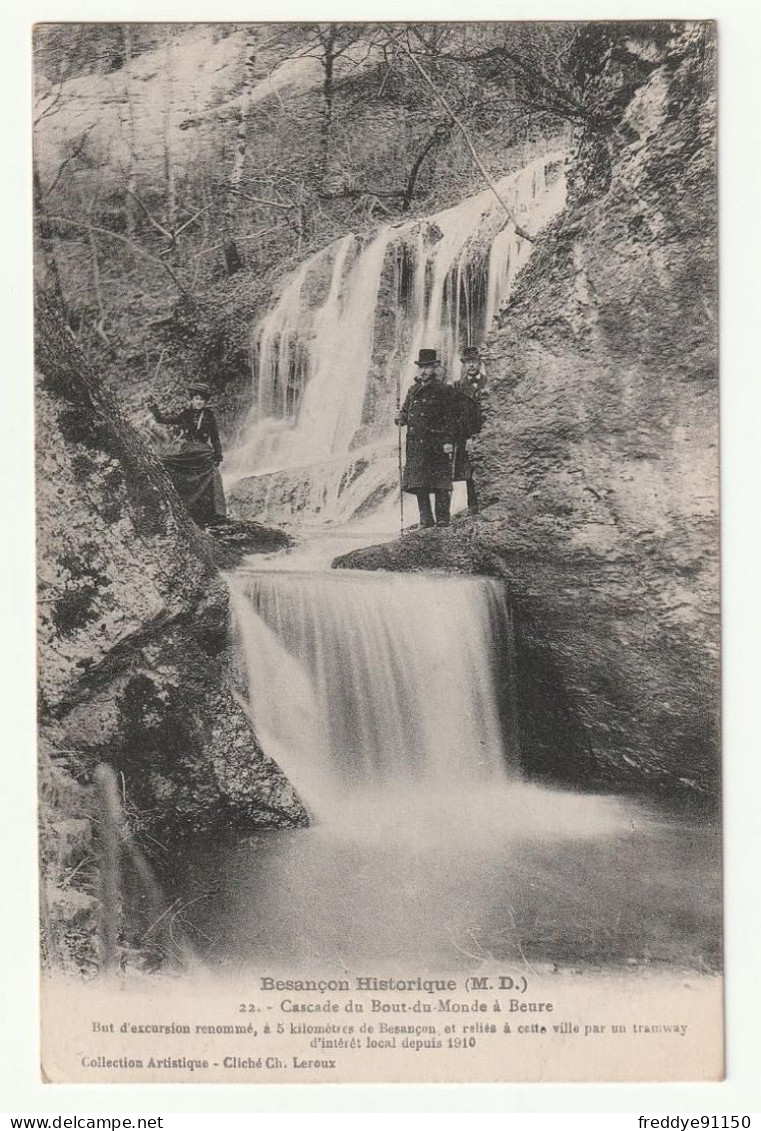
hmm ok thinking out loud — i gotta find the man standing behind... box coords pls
[451,345,487,515]
[396,348,457,528]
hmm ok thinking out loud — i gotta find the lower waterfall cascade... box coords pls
[229,568,518,821]
[174,551,722,974]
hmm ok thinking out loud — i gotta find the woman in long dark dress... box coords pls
[147,383,227,526]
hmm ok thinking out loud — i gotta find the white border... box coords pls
[3,0,760,1115]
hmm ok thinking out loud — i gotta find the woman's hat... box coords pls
[460,345,480,362]
[187,382,212,399]
[415,348,440,367]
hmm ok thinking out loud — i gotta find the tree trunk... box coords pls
[86,224,109,346]
[402,124,450,211]
[34,289,210,550]
[122,25,138,260]
[223,239,244,275]
[320,27,337,180]
[222,32,257,275]
[162,39,177,232]
[223,109,246,273]
[33,167,67,313]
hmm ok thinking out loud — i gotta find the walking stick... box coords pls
[396,374,404,536]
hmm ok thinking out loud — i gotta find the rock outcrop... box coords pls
[337,25,719,800]
[36,296,306,969]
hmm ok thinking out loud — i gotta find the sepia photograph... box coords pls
[32,19,722,1084]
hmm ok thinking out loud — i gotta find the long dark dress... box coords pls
[151,405,226,525]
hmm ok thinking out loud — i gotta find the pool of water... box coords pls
[173,781,721,977]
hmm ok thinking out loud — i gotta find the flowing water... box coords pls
[228,569,518,821]
[179,787,720,974]
[175,150,720,977]
[224,150,567,524]
[176,556,721,977]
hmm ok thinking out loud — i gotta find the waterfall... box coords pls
[226,150,567,523]
[240,231,390,475]
[180,565,718,976]
[229,569,518,822]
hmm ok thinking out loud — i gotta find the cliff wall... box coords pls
[36,298,306,972]
[337,25,719,799]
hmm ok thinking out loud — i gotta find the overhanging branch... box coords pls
[385,31,535,241]
[47,214,194,302]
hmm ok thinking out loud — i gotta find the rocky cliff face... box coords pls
[36,297,306,971]
[337,24,719,800]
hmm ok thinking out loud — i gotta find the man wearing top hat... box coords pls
[451,344,487,515]
[395,348,458,528]
[147,382,226,526]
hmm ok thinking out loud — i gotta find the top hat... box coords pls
[415,348,440,367]
[460,345,480,362]
[187,382,212,399]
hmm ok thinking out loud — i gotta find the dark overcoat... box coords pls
[451,380,484,482]
[399,380,458,492]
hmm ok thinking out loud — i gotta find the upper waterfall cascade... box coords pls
[226,150,567,524]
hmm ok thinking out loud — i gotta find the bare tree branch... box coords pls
[173,202,215,239]
[44,126,97,197]
[47,214,193,301]
[378,41,399,96]
[34,85,64,126]
[386,30,535,241]
[126,189,175,244]
[229,188,295,210]
[153,347,167,380]
[367,195,393,217]
[76,181,112,347]
[189,227,281,260]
